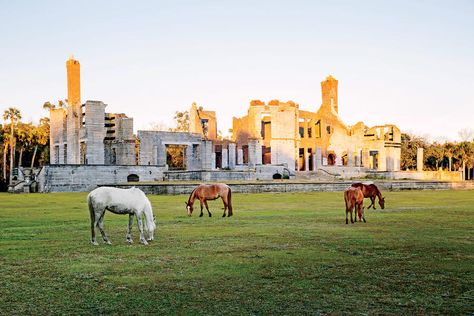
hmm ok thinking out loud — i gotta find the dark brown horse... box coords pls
[185,183,233,217]
[344,187,365,224]
[351,183,385,210]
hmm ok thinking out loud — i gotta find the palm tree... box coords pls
[31,117,50,168]
[3,107,22,184]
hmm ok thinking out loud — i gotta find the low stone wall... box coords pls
[165,165,291,181]
[37,165,167,192]
[102,180,474,195]
[377,170,462,181]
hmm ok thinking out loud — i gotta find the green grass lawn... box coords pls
[0,190,473,315]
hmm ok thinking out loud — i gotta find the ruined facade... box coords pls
[50,57,135,165]
[232,76,401,171]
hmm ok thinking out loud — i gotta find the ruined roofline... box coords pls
[250,99,298,107]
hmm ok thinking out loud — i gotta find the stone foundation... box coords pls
[37,165,166,192]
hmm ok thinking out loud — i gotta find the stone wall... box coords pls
[164,165,289,181]
[138,130,204,169]
[104,180,474,195]
[37,165,166,192]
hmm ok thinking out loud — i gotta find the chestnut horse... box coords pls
[344,187,366,224]
[186,183,233,217]
[351,183,385,210]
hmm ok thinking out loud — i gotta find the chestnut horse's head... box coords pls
[185,202,193,216]
[379,197,385,209]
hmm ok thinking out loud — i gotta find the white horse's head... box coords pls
[144,208,156,241]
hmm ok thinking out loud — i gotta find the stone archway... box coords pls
[127,174,139,182]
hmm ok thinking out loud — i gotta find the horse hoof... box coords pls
[199,214,203,217]
[228,213,233,217]
[105,241,112,245]
[222,214,226,217]
[209,213,212,217]
[127,239,133,244]
[91,241,99,246]
[140,240,149,245]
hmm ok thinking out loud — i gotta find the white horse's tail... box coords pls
[87,193,95,242]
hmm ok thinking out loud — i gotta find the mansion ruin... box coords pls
[39,56,429,192]
[231,76,401,172]
[50,57,135,166]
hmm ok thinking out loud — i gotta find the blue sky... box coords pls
[1,0,473,141]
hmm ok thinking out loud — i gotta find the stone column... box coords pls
[185,145,194,170]
[362,149,370,168]
[222,148,228,169]
[201,140,213,170]
[237,148,243,165]
[417,147,424,172]
[211,153,216,169]
[315,147,322,169]
[157,144,166,166]
[335,156,342,166]
[248,139,260,168]
[228,143,236,169]
[304,152,309,171]
[348,151,353,167]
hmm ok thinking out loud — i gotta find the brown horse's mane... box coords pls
[187,187,197,205]
[371,184,383,200]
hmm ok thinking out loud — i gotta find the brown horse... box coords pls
[185,183,233,217]
[344,187,365,224]
[351,183,385,210]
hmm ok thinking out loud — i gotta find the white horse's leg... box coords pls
[126,214,134,244]
[91,210,103,245]
[98,212,112,245]
[91,212,98,246]
[136,215,148,245]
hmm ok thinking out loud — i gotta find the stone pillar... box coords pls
[211,153,216,169]
[237,148,243,165]
[222,148,228,169]
[304,153,309,171]
[248,139,260,168]
[315,147,322,169]
[417,147,424,172]
[348,151,353,167]
[200,140,213,170]
[256,143,262,165]
[362,149,370,168]
[335,156,342,166]
[228,143,236,169]
[185,145,194,170]
[157,144,166,166]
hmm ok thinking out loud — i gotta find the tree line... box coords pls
[0,106,50,189]
[401,132,474,179]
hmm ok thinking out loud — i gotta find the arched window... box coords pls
[127,174,139,182]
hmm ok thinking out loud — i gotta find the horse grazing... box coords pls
[351,182,385,210]
[88,187,156,245]
[344,187,366,224]
[185,183,233,217]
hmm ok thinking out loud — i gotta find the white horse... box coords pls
[87,187,156,245]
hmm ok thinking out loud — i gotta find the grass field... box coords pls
[0,190,473,315]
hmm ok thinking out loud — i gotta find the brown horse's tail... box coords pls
[227,186,233,216]
[344,190,349,212]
